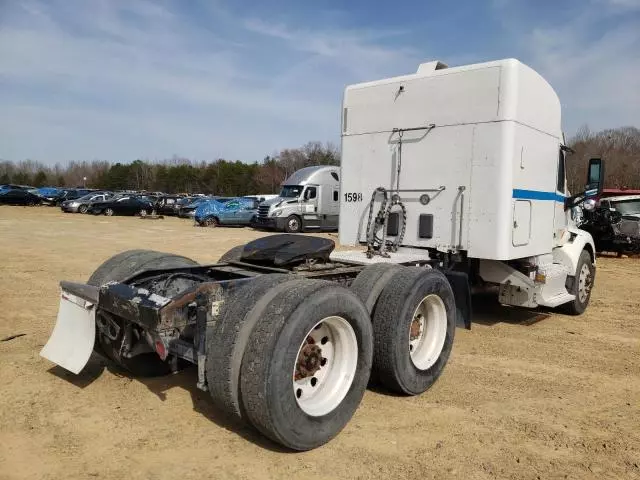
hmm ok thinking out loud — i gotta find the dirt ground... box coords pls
[0,206,638,480]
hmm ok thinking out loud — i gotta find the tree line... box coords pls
[1,127,639,195]
[566,126,640,192]
[0,142,340,196]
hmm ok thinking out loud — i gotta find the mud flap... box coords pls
[40,292,96,374]
[444,271,472,330]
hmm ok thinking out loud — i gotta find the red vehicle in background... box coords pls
[599,188,640,198]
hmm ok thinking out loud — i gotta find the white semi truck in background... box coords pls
[254,165,340,233]
[40,58,603,452]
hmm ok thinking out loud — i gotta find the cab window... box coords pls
[305,186,317,200]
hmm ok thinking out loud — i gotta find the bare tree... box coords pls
[568,126,640,191]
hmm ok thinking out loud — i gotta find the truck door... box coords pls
[302,186,318,212]
[326,188,340,229]
[301,185,321,229]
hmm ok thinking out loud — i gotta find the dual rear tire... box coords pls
[350,264,456,395]
[207,261,456,450]
[207,275,373,451]
[370,267,456,395]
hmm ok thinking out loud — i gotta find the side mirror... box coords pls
[585,157,604,198]
[565,157,605,211]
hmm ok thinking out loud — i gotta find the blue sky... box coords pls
[1,0,639,165]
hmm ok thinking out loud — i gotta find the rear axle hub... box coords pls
[295,341,323,380]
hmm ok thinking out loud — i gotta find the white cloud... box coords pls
[0,1,416,163]
[491,0,640,135]
[0,0,636,163]
[526,14,639,135]
[600,0,640,9]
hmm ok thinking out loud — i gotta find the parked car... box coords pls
[177,197,216,218]
[153,195,185,216]
[176,196,195,207]
[36,187,62,198]
[139,194,160,205]
[195,197,260,227]
[39,192,61,206]
[61,192,114,213]
[0,189,42,206]
[88,195,155,216]
[41,188,95,206]
[599,188,640,199]
[0,184,35,192]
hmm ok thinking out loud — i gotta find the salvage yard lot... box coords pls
[0,206,638,480]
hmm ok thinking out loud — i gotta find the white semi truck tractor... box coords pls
[40,58,603,451]
[254,165,341,233]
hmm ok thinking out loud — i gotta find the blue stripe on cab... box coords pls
[513,189,565,202]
